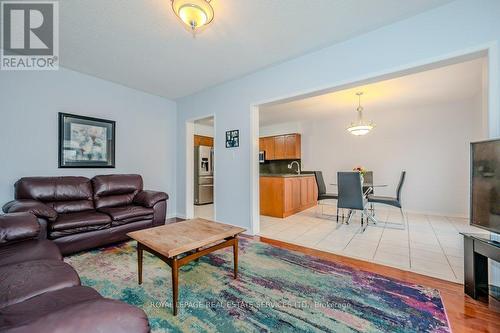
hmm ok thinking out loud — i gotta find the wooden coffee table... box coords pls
[127,218,246,315]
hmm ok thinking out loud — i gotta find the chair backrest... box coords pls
[396,171,406,202]
[313,171,326,196]
[337,172,365,210]
[363,171,373,184]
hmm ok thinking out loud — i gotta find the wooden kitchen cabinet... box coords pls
[284,134,300,159]
[259,133,301,160]
[260,175,317,218]
[283,177,301,216]
[259,136,275,160]
[274,135,285,159]
[194,135,213,147]
[301,176,316,209]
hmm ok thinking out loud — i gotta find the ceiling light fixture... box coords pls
[347,92,375,136]
[171,0,214,35]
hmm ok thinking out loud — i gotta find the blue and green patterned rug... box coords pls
[65,239,450,333]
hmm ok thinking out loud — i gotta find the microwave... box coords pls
[259,151,265,163]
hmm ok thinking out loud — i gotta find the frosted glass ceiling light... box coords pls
[171,0,214,35]
[347,92,375,136]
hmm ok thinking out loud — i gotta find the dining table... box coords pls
[329,182,387,188]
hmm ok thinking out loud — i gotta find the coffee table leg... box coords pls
[233,237,238,279]
[137,243,143,285]
[171,257,179,316]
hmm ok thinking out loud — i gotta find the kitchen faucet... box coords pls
[288,161,301,174]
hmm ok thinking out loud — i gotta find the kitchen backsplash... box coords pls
[260,159,301,174]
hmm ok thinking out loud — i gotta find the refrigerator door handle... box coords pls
[210,148,214,174]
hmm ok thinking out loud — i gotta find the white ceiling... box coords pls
[259,57,485,126]
[59,0,453,99]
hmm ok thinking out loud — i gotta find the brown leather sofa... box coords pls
[0,212,150,333]
[2,174,168,255]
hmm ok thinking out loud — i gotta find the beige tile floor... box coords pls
[194,204,214,220]
[259,202,489,283]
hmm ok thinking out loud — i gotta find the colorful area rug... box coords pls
[65,239,450,333]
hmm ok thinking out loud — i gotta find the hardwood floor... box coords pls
[256,236,500,333]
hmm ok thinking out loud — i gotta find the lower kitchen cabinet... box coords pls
[260,175,318,218]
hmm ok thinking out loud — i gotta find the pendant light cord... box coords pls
[356,92,363,121]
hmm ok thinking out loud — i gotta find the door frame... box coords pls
[185,114,216,220]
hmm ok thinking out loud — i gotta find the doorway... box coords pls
[188,116,215,220]
[251,51,493,283]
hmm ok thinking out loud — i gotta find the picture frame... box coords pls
[58,113,115,168]
[225,129,239,148]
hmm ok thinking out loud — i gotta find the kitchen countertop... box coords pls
[260,173,315,178]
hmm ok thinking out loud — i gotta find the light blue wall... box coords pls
[0,68,178,217]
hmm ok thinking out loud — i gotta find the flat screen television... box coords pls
[470,138,500,234]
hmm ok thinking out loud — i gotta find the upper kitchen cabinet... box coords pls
[259,136,275,160]
[274,135,285,159]
[284,134,301,159]
[194,135,214,147]
[260,133,301,160]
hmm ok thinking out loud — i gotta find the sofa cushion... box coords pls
[0,259,80,309]
[112,214,154,226]
[92,174,143,209]
[51,211,111,231]
[49,211,111,239]
[14,177,94,214]
[0,286,101,330]
[98,205,154,223]
[0,239,61,267]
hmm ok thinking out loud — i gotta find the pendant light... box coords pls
[347,92,375,136]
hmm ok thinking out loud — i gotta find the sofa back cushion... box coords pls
[92,174,143,209]
[15,177,94,214]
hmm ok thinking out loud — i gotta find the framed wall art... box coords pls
[225,129,239,148]
[58,113,115,168]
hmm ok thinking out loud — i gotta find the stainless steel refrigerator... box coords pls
[194,145,214,205]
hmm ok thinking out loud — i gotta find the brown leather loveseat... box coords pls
[0,212,150,333]
[2,174,168,255]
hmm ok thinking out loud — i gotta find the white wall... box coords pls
[259,121,302,137]
[194,123,214,137]
[263,97,484,217]
[176,0,500,231]
[0,68,178,217]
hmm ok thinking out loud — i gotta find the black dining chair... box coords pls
[313,171,340,221]
[337,172,376,231]
[363,171,374,213]
[368,171,406,226]
[363,171,374,194]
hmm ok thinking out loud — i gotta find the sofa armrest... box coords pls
[3,199,57,221]
[0,212,40,245]
[133,190,168,208]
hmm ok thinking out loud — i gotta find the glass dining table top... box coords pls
[329,183,387,187]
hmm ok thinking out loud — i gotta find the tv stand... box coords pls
[461,233,500,299]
